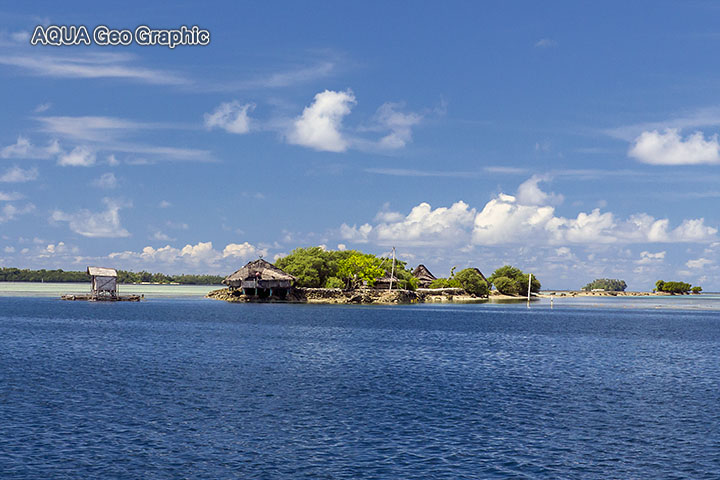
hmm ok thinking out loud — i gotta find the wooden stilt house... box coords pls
[223,259,296,298]
[87,266,118,299]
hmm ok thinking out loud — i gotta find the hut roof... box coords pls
[412,264,436,282]
[223,259,295,284]
[87,266,117,277]
[471,267,488,284]
[374,272,399,283]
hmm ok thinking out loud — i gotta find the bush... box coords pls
[454,268,489,297]
[274,247,418,290]
[324,277,344,289]
[428,278,461,289]
[655,280,692,294]
[692,286,702,294]
[493,276,518,295]
[582,278,627,292]
[488,265,540,295]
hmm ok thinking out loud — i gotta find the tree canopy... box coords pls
[488,265,541,296]
[582,278,627,292]
[655,280,693,294]
[453,268,489,296]
[426,268,488,297]
[0,267,223,284]
[273,247,417,290]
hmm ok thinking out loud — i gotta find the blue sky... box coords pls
[1,1,720,290]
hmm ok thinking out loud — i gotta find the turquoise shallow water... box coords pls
[1,296,719,478]
[0,282,218,298]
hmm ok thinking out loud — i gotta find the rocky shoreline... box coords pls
[206,287,528,305]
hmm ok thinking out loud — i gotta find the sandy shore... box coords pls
[537,290,688,297]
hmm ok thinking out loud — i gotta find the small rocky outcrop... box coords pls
[207,287,422,304]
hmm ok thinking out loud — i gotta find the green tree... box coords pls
[428,277,461,289]
[582,278,627,292]
[324,277,344,289]
[273,247,418,290]
[692,286,703,294]
[493,276,518,295]
[274,246,355,287]
[337,253,385,288]
[488,265,541,295]
[656,280,692,294]
[453,268,490,297]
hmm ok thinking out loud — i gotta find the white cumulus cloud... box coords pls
[339,177,718,249]
[58,145,95,167]
[108,241,266,270]
[0,191,23,201]
[629,128,720,165]
[374,201,476,247]
[0,166,38,183]
[91,172,118,189]
[686,257,713,269]
[375,102,422,149]
[0,136,60,159]
[636,251,666,265]
[515,175,564,206]
[0,203,35,223]
[204,100,255,134]
[287,89,356,152]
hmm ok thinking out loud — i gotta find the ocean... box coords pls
[1,289,719,478]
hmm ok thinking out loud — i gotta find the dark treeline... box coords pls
[0,268,224,285]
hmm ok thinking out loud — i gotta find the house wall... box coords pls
[92,275,117,293]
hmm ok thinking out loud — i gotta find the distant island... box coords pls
[0,267,224,285]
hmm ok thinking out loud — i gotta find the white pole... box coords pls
[389,247,396,291]
[527,273,532,303]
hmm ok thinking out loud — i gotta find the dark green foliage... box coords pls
[324,277,344,289]
[692,286,703,294]
[0,268,88,283]
[428,277,461,289]
[453,268,489,297]
[582,278,627,292]
[488,265,541,295]
[655,280,692,294]
[0,267,223,285]
[492,276,518,295]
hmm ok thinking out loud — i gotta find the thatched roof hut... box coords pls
[223,259,295,292]
[372,273,400,289]
[412,264,436,288]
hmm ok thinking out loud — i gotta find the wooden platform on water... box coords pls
[61,294,142,302]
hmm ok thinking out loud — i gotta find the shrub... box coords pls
[493,276,518,295]
[582,278,627,292]
[324,277,344,289]
[454,268,490,297]
[488,265,541,295]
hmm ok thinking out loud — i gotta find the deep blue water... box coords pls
[1,297,719,479]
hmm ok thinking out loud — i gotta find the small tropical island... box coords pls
[207,247,541,305]
[545,277,703,297]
